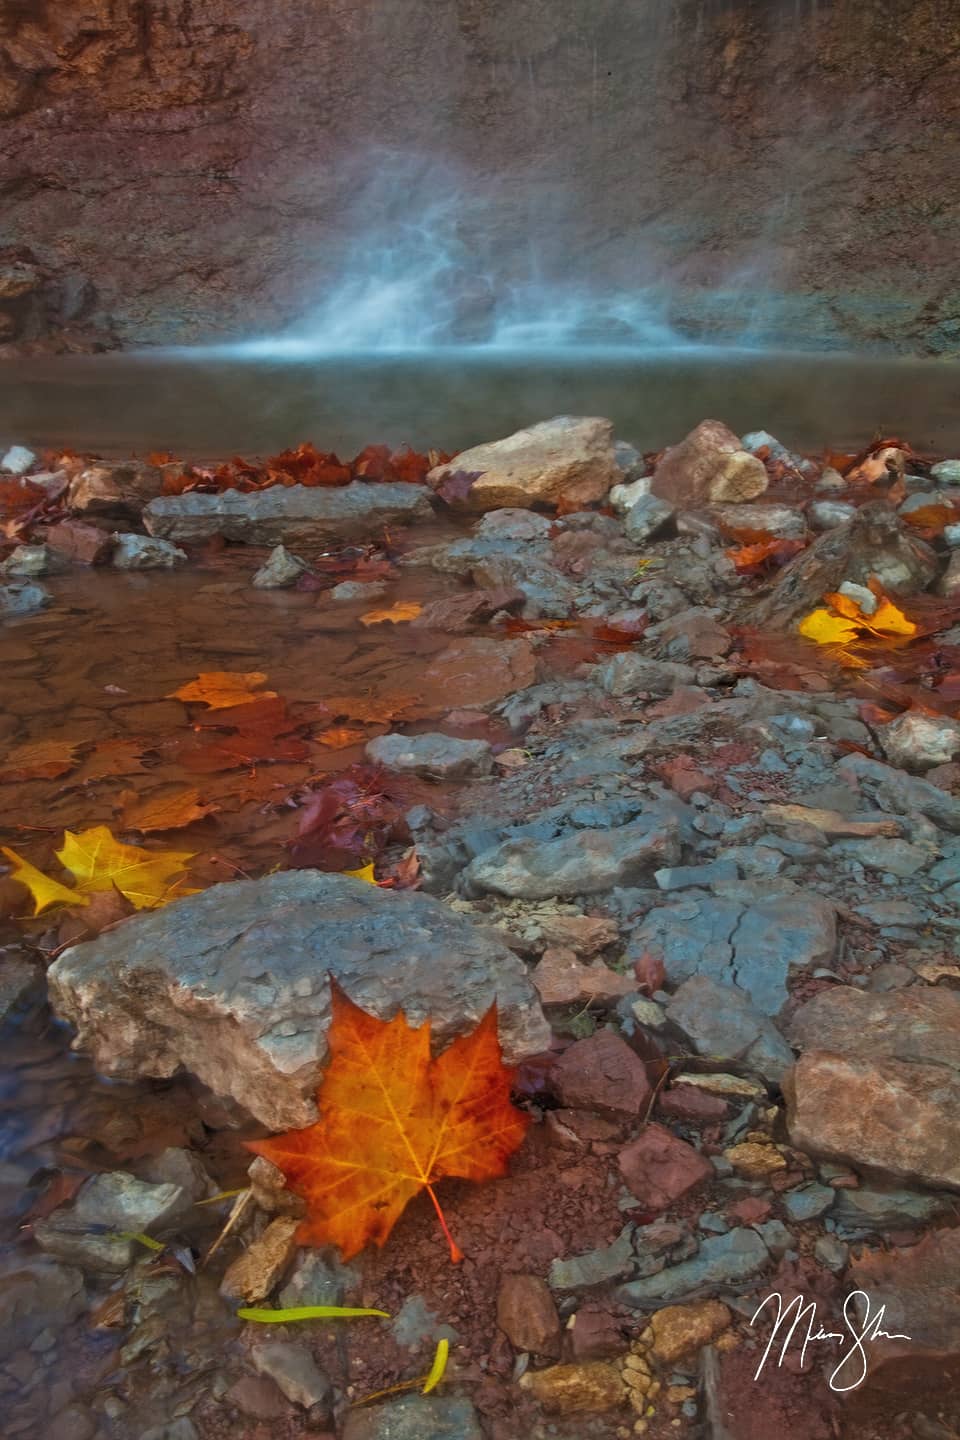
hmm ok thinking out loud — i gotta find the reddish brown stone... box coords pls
[568,1307,627,1361]
[727,1195,772,1225]
[618,1123,713,1212]
[550,1031,653,1118]
[410,587,524,633]
[545,1109,624,1151]
[657,1085,729,1123]
[44,519,114,565]
[496,1273,562,1357]
[537,914,619,957]
[533,948,636,1008]
[654,754,718,801]
[650,421,767,508]
[225,1375,289,1420]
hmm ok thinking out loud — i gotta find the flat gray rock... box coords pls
[144,481,432,546]
[365,732,493,780]
[665,975,794,1083]
[34,1171,187,1273]
[341,1395,484,1440]
[48,871,549,1130]
[616,1227,770,1307]
[463,816,681,899]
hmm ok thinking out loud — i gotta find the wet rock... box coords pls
[279,1248,358,1308]
[34,1171,187,1273]
[596,653,697,697]
[0,953,39,1019]
[138,1146,216,1202]
[47,1405,96,1440]
[44,519,114,565]
[329,579,389,602]
[785,986,960,1189]
[250,1341,332,1409]
[711,503,808,540]
[225,1376,289,1420]
[0,1256,85,1361]
[475,508,553,540]
[847,1229,960,1400]
[139,1423,198,1440]
[532,948,636,1007]
[665,976,795,1083]
[651,610,732,662]
[0,581,51,616]
[67,462,164,522]
[221,1216,299,1303]
[650,420,768,508]
[248,1154,306,1218]
[365,732,492,780]
[830,1183,951,1231]
[496,1273,562,1354]
[838,752,960,833]
[252,545,309,588]
[518,1359,627,1413]
[618,1125,713,1211]
[410,587,524,632]
[809,498,857,531]
[428,416,620,512]
[549,1225,636,1291]
[624,494,674,544]
[421,637,536,709]
[48,871,549,1130]
[464,815,680,900]
[879,710,960,772]
[0,543,53,578]
[610,476,651,513]
[112,533,187,569]
[341,1395,484,1440]
[932,460,960,485]
[649,1300,731,1363]
[549,1030,652,1117]
[1,445,36,475]
[144,481,433,546]
[937,551,960,598]
[750,501,938,628]
[617,1227,770,1307]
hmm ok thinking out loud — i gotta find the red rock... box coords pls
[419,638,536,710]
[532,947,636,1007]
[496,1273,562,1357]
[44,519,114,565]
[645,687,712,721]
[537,914,619,957]
[225,1375,289,1420]
[631,950,667,994]
[657,1085,729,1123]
[546,1108,624,1151]
[654,754,718,801]
[727,1196,771,1224]
[549,1031,653,1118]
[568,1307,626,1361]
[655,612,732,660]
[618,1123,713,1211]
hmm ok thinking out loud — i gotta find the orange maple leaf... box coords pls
[247,980,529,1263]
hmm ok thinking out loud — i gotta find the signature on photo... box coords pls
[751,1290,912,1393]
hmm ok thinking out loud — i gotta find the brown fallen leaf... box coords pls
[118,785,219,832]
[77,740,150,781]
[0,739,79,782]
[56,884,136,946]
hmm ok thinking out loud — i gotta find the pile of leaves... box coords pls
[159,443,454,497]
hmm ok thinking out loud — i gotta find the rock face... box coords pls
[1,2,958,354]
[143,483,432,546]
[428,417,620,512]
[47,872,550,1130]
[784,986,960,1190]
[650,421,768,507]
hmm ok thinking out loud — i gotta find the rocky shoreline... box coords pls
[2,415,960,1440]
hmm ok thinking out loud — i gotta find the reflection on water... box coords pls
[1,349,959,460]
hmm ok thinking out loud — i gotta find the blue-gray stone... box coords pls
[616,1227,770,1307]
[666,976,795,1083]
[814,1235,849,1274]
[0,581,50,616]
[830,1184,952,1231]
[698,1212,730,1235]
[654,859,740,892]
[753,1220,794,1259]
[783,1184,834,1222]
[548,1224,636,1290]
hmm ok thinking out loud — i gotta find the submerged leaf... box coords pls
[237,1304,390,1323]
[57,826,194,909]
[797,609,861,646]
[1,846,87,915]
[359,601,422,626]
[168,671,277,710]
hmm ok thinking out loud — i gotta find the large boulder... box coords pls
[784,986,960,1190]
[143,481,433,546]
[649,420,768,508]
[427,416,621,512]
[47,872,550,1130]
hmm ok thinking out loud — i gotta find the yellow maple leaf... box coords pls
[797,609,861,646]
[168,671,276,710]
[359,602,422,627]
[864,598,917,637]
[1,846,88,916]
[57,826,195,910]
[343,862,377,884]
